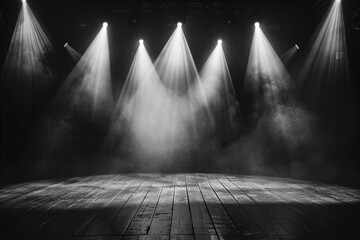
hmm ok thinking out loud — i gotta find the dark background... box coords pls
[0,0,359,184]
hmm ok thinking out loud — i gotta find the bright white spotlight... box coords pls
[254,22,260,28]
[295,44,300,50]
[336,0,341,3]
[217,39,222,45]
[177,22,182,28]
[22,0,26,4]
[64,42,68,48]
[103,22,108,27]
[139,39,144,45]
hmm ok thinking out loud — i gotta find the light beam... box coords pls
[2,1,60,121]
[199,39,243,141]
[111,39,178,162]
[55,25,113,120]
[297,0,350,139]
[245,19,310,148]
[154,22,213,147]
[64,43,81,62]
[281,45,299,65]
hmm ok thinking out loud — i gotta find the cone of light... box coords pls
[64,43,81,62]
[199,40,243,140]
[55,24,113,119]
[245,21,311,147]
[298,0,349,107]
[2,1,59,121]
[281,45,299,65]
[154,23,212,143]
[112,41,182,161]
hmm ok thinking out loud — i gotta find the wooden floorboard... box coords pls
[0,174,359,240]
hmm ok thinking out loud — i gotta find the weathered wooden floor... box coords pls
[0,174,359,240]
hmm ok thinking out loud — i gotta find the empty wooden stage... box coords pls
[0,174,359,240]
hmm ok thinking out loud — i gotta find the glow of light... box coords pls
[177,22,182,28]
[111,37,172,161]
[336,0,341,3]
[103,22,108,27]
[139,39,144,45]
[295,44,300,50]
[64,43,81,62]
[199,39,243,140]
[22,0,26,4]
[2,1,59,120]
[154,20,212,133]
[112,21,213,160]
[281,46,299,65]
[254,22,260,28]
[217,39,222,45]
[245,18,310,147]
[55,25,113,118]
[298,0,350,112]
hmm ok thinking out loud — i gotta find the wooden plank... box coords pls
[185,174,216,236]
[206,174,263,237]
[125,181,163,235]
[26,175,117,238]
[0,175,104,238]
[250,176,360,238]
[216,175,288,237]
[77,176,143,236]
[147,175,175,235]
[55,175,137,237]
[220,175,314,238]
[1,174,359,240]
[102,174,156,235]
[170,174,193,235]
[0,180,59,204]
[194,174,240,238]
[122,236,168,240]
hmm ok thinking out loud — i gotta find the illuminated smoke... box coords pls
[64,43,81,62]
[2,2,60,121]
[297,0,351,140]
[111,41,180,162]
[281,45,299,65]
[198,41,243,143]
[244,23,312,156]
[57,24,113,119]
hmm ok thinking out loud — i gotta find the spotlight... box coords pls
[336,0,341,3]
[254,22,260,28]
[177,22,182,28]
[22,0,26,3]
[217,39,222,45]
[64,42,68,48]
[139,39,144,45]
[295,44,300,50]
[103,22,108,27]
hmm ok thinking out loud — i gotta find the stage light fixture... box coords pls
[139,39,144,45]
[64,42,68,48]
[255,22,260,28]
[177,22,182,28]
[217,39,222,44]
[103,22,108,27]
[295,44,300,50]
